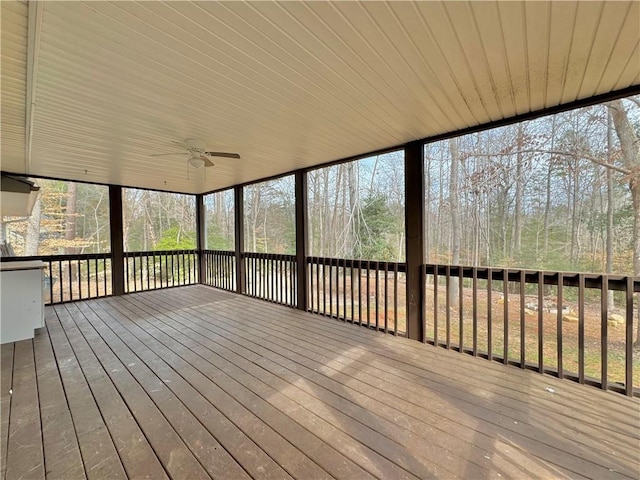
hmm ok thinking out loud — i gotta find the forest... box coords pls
[2,96,638,280]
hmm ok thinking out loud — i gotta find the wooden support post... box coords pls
[404,141,425,342]
[295,170,308,310]
[109,185,125,296]
[234,186,246,294]
[195,194,205,284]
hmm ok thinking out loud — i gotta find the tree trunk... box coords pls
[25,195,42,256]
[606,111,615,309]
[449,139,461,307]
[608,99,640,347]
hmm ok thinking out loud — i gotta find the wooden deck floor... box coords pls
[1,285,638,480]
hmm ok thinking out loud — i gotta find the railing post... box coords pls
[404,141,425,342]
[234,186,246,294]
[109,185,125,296]
[295,170,308,311]
[195,194,206,283]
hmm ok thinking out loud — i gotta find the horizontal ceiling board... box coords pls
[0,1,28,173]
[1,0,638,194]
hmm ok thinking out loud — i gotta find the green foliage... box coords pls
[356,194,397,261]
[154,226,195,250]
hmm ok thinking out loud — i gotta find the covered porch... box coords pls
[3,286,638,480]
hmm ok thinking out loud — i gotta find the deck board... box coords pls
[2,285,639,480]
[0,343,14,480]
[187,295,638,475]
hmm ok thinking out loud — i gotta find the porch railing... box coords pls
[201,249,236,291]
[124,250,197,293]
[307,257,407,335]
[0,253,112,305]
[243,252,297,307]
[423,264,639,396]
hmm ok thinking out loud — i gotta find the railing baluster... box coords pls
[445,265,451,349]
[487,268,492,361]
[59,260,63,303]
[343,261,347,321]
[133,254,137,292]
[323,257,327,316]
[472,267,478,356]
[538,271,544,374]
[358,260,363,326]
[459,268,464,353]
[557,272,564,379]
[520,269,525,368]
[503,268,509,365]
[601,275,608,390]
[578,273,585,384]
[384,261,389,333]
[366,261,371,328]
[375,262,379,330]
[394,262,398,336]
[433,267,438,346]
[49,260,54,304]
[68,259,73,301]
[329,258,334,318]
[351,262,355,323]
[625,276,634,396]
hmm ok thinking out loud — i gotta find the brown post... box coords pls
[195,194,206,283]
[234,186,246,294]
[109,185,125,296]
[295,170,308,310]
[404,141,425,341]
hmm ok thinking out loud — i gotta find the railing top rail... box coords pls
[202,249,236,256]
[423,263,639,292]
[242,252,296,261]
[0,252,112,262]
[124,249,197,256]
[308,256,407,272]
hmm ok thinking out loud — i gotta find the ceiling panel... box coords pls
[0,1,28,173]
[1,0,638,194]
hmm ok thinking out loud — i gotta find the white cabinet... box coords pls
[0,261,46,344]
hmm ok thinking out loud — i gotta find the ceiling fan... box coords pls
[150,138,240,168]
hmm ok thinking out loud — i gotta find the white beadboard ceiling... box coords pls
[1,0,639,194]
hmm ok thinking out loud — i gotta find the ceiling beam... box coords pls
[25,0,44,175]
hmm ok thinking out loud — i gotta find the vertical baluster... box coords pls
[459,268,464,352]
[445,265,451,349]
[329,258,334,318]
[375,262,380,330]
[503,268,509,365]
[366,261,371,328]
[433,266,438,346]
[85,258,90,299]
[59,260,63,303]
[323,258,327,315]
[343,261,347,321]
[133,255,137,292]
[538,271,544,374]
[557,273,564,379]
[358,260,363,326]
[49,261,54,304]
[625,276,634,396]
[68,259,73,301]
[384,262,389,333]
[520,270,525,368]
[172,252,175,287]
[334,260,339,318]
[601,275,608,390]
[394,263,398,336]
[146,254,150,290]
[487,268,492,361]
[103,256,107,297]
[472,267,478,356]
[351,262,355,323]
[578,274,585,384]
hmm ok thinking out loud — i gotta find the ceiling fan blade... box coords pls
[204,151,241,159]
[203,157,215,167]
[170,140,186,147]
[149,152,185,157]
